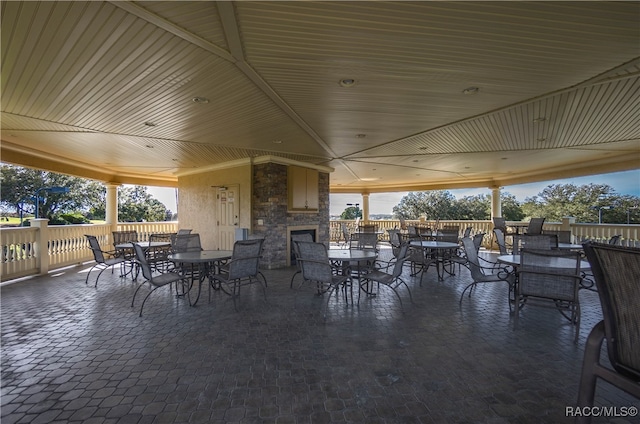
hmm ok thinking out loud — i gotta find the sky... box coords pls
[146,169,640,215]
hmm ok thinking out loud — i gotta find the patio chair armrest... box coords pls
[299,257,343,274]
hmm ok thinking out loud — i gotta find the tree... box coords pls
[393,191,456,220]
[454,194,490,220]
[340,206,361,220]
[521,183,625,223]
[118,186,169,222]
[0,164,171,223]
[1,164,93,222]
[501,193,525,221]
[393,190,524,221]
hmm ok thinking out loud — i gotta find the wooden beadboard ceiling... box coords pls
[1,1,639,192]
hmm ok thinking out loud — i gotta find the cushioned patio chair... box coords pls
[131,243,191,317]
[85,235,126,287]
[295,241,352,319]
[576,242,640,422]
[515,248,582,342]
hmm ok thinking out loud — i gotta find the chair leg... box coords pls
[85,264,98,285]
[458,282,476,304]
[138,286,160,317]
[131,282,146,307]
[576,321,605,424]
[290,270,300,288]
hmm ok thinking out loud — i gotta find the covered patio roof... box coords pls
[1,1,639,192]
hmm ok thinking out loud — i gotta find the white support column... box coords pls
[490,187,502,219]
[362,193,370,222]
[31,219,49,275]
[105,183,120,235]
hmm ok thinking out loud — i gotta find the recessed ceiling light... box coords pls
[144,121,157,127]
[533,117,546,123]
[192,97,209,104]
[339,78,356,87]
[462,86,479,95]
[272,140,282,144]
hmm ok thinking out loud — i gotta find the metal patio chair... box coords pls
[526,217,546,235]
[290,233,314,288]
[459,237,515,309]
[296,241,353,319]
[359,243,414,312]
[209,238,266,311]
[85,235,126,287]
[131,242,191,316]
[576,242,640,422]
[515,248,583,342]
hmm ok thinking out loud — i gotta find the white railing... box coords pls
[2,219,638,283]
[1,221,178,282]
[330,219,640,248]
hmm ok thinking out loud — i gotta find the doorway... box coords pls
[216,185,239,250]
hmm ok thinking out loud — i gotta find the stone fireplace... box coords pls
[251,159,330,269]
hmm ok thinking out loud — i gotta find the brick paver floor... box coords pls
[1,250,637,423]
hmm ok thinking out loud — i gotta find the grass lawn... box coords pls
[0,217,106,227]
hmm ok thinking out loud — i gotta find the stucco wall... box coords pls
[177,164,252,250]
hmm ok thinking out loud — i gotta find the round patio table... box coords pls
[327,249,377,295]
[497,254,590,271]
[409,240,459,280]
[557,243,584,251]
[168,250,232,305]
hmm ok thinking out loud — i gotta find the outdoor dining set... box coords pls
[85,230,266,316]
[81,220,639,417]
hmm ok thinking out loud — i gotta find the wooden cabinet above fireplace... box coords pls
[288,166,319,212]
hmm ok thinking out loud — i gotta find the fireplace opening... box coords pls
[290,229,316,265]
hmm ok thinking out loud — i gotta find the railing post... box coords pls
[30,219,49,275]
[561,217,575,231]
[562,217,576,243]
